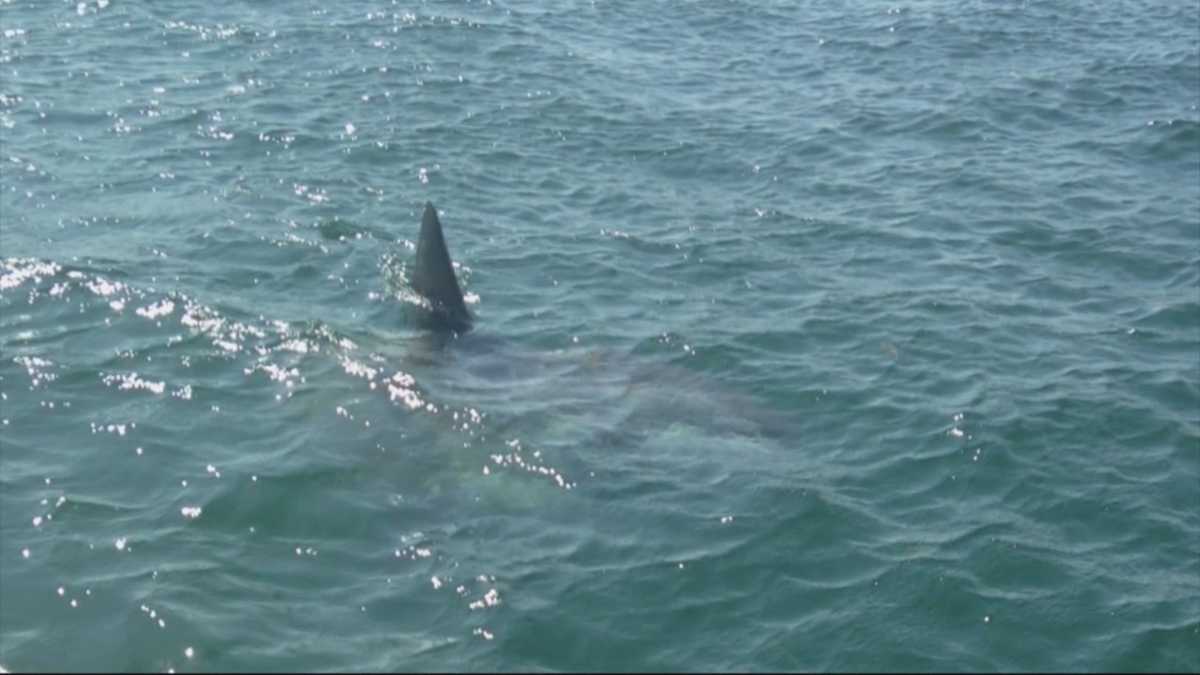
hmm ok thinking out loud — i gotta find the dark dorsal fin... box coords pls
[412,202,472,332]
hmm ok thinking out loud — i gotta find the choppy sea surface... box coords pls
[1,1,1198,672]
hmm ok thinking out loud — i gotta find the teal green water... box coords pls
[1,1,1198,671]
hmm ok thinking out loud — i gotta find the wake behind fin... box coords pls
[412,202,473,332]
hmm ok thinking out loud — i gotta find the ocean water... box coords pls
[1,0,1198,671]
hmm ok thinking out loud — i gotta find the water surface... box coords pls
[1,0,1198,671]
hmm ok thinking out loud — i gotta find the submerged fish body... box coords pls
[392,205,795,505]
